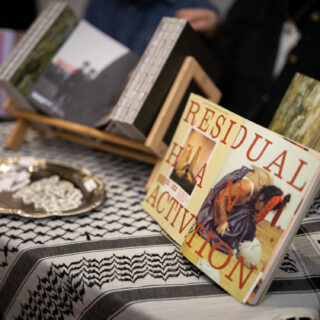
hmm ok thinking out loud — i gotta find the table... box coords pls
[0,122,319,320]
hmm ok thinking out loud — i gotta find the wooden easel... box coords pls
[4,56,221,171]
[4,99,157,164]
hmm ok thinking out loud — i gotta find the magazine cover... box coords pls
[28,20,138,126]
[142,93,320,304]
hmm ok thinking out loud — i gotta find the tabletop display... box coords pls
[0,122,319,320]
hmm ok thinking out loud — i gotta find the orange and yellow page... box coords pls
[180,116,320,303]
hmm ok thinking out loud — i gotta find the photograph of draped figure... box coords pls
[170,128,217,195]
[196,165,291,267]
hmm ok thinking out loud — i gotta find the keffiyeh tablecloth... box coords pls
[0,122,319,320]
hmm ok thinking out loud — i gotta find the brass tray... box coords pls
[0,157,105,218]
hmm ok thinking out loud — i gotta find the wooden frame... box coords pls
[4,56,221,172]
[145,56,221,158]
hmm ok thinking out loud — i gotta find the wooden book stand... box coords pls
[4,56,221,169]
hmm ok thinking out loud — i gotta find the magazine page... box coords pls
[180,117,320,303]
[27,20,138,127]
[141,93,244,246]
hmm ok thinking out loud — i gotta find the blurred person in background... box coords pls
[212,0,320,127]
[85,0,220,55]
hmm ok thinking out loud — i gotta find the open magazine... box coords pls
[142,93,320,304]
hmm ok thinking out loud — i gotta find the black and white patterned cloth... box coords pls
[0,122,319,320]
